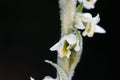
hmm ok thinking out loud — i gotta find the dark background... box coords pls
[0,0,115,80]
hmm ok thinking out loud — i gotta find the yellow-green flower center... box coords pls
[62,40,69,56]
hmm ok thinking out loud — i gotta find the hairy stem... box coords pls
[58,1,83,80]
[59,0,77,36]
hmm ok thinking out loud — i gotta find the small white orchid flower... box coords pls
[50,33,81,58]
[78,0,97,9]
[75,13,106,37]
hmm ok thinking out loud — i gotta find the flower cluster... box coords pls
[50,0,106,58]
[31,0,106,80]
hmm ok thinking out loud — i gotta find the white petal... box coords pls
[92,14,100,24]
[30,77,35,80]
[75,15,85,30]
[74,22,85,30]
[83,1,94,9]
[74,40,80,51]
[82,31,87,37]
[92,0,97,4]
[78,13,92,22]
[43,76,55,80]
[94,25,106,33]
[50,41,62,51]
[79,0,97,9]
[66,34,77,45]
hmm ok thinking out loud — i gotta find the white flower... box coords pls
[50,33,81,58]
[30,77,35,80]
[78,0,97,9]
[75,13,106,37]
